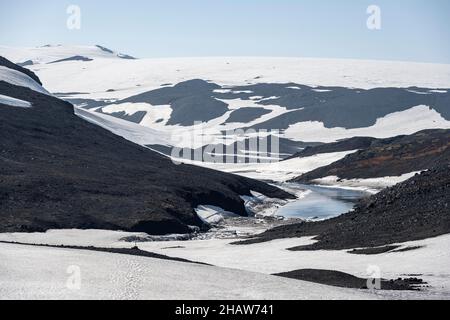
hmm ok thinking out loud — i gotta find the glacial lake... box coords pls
[277,184,370,221]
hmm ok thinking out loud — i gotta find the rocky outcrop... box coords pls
[291,129,450,181]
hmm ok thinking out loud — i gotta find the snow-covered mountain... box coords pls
[2,44,449,187]
[2,45,449,162]
[0,44,136,66]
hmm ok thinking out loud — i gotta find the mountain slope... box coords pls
[238,163,450,250]
[59,79,450,161]
[0,57,292,235]
[291,129,450,182]
[0,45,135,65]
[286,136,377,160]
[0,56,42,85]
[0,65,49,95]
[2,46,449,156]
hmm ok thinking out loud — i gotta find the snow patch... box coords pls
[0,94,31,108]
[101,102,172,126]
[195,205,238,225]
[0,66,49,95]
[0,45,134,65]
[232,90,253,94]
[74,107,171,146]
[312,172,422,193]
[406,89,431,95]
[213,89,232,94]
[285,105,450,143]
[312,89,332,92]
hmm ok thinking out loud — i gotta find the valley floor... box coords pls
[0,164,447,300]
[0,147,445,299]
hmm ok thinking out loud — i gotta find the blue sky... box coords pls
[1,0,449,63]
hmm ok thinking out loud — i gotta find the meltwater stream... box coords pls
[277,184,370,221]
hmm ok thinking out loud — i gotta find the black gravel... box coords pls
[274,269,425,291]
[292,129,450,181]
[0,241,208,265]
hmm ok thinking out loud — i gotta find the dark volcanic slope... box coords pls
[275,269,424,291]
[100,80,450,131]
[292,129,450,181]
[226,107,272,123]
[237,164,450,250]
[0,241,208,266]
[248,86,450,130]
[0,74,292,235]
[48,55,93,64]
[120,80,229,126]
[286,136,377,160]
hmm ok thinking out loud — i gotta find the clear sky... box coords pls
[1,0,449,63]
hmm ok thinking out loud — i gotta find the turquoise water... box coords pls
[277,184,369,221]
